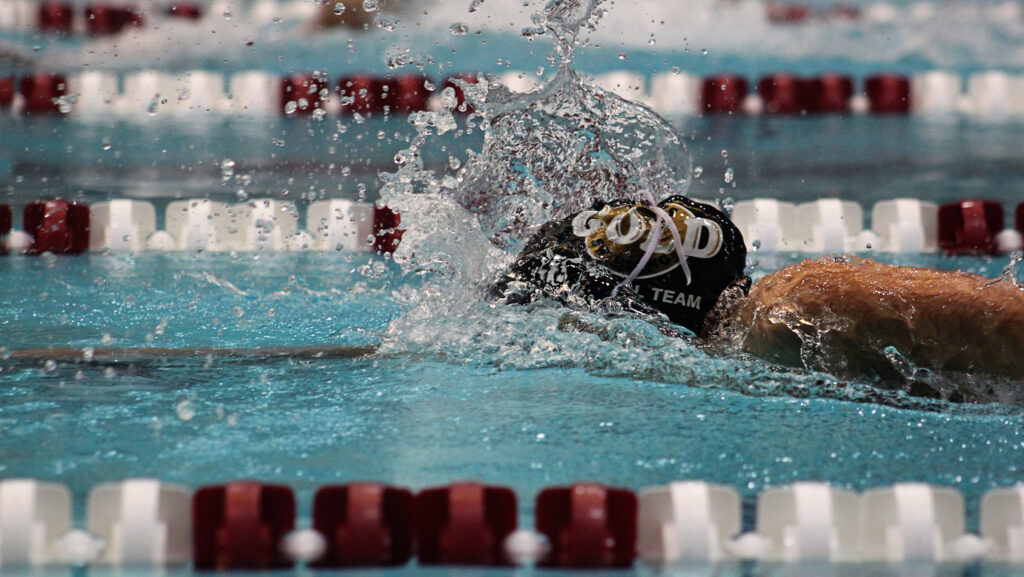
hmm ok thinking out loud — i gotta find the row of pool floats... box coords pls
[0,1,306,34]
[1,478,1024,568]
[764,1,1024,25]
[1,198,1023,256]
[3,69,1024,118]
[5,0,1023,34]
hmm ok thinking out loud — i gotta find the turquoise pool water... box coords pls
[4,1,1024,573]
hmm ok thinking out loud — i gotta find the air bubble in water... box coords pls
[175,399,196,421]
[724,167,734,183]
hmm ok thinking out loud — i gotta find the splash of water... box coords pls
[376,0,695,376]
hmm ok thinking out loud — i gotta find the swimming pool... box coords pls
[4,0,1024,574]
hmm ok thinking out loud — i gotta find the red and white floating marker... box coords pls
[166,3,202,19]
[235,199,301,251]
[84,4,143,36]
[793,199,863,252]
[756,482,860,562]
[89,200,157,252]
[594,71,649,104]
[535,483,638,568]
[373,205,403,254]
[911,71,963,115]
[700,75,748,115]
[228,71,279,116]
[280,74,329,115]
[860,483,977,562]
[86,479,191,566]
[637,481,741,563]
[0,77,14,109]
[766,2,813,24]
[865,74,911,114]
[19,74,68,115]
[37,2,74,33]
[24,200,90,255]
[650,72,700,117]
[307,199,375,252]
[871,198,939,253]
[311,483,414,567]
[730,199,799,252]
[164,199,235,251]
[0,479,73,566]
[980,485,1024,563]
[192,482,296,570]
[391,74,432,113]
[414,482,518,565]
[808,74,853,114]
[938,199,1004,255]
[0,204,11,254]
[757,74,809,115]
[337,75,381,116]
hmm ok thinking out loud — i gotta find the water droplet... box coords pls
[720,149,729,159]
[175,399,196,421]
[362,0,378,12]
[101,333,113,345]
[724,167,734,183]
[450,22,468,35]
[333,2,346,15]
[752,239,762,250]
[617,53,629,61]
[101,138,112,151]
[284,101,298,115]
[693,166,703,178]
[44,359,57,372]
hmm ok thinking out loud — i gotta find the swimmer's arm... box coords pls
[733,258,1024,379]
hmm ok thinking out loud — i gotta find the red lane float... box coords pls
[766,2,813,24]
[865,74,911,114]
[18,74,69,115]
[938,199,1004,255]
[808,73,853,113]
[373,206,403,254]
[414,482,517,565]
[337,75,382,115]
[166,3,203,19]
[0,77,14,109]
[85,5,144,36]
[443,74,479,113]
[280,74,329,115]
[312,483,414,567]
[23,200,90,254]
[536,483,637,568]
[0,205,11,255]
[38,2,74,33]
[757,74,811,115]
[701,75,749,115]
[392,74,432,113]
[192,482,296,570]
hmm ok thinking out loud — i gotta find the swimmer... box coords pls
[490,193,1024,393]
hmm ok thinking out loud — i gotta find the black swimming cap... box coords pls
[491,195,750,334]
